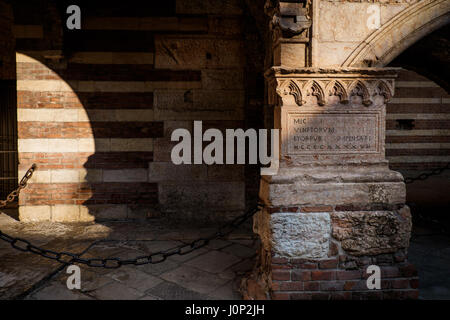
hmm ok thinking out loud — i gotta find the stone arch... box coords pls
[342,0,450,67]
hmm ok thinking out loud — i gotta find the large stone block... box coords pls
[254,211,331,259]
[154,89,245,115]
[276,181,403,206]
[18,205,51,222]
[148,162,207,182]
[51,205,80,222]
[273,42,307,68]
[154,37,244,69]
[201,69,244,90]
[158,181,245,211]
[318,2,374,42]
[331,207,412,256]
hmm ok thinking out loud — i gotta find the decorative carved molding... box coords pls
[305,80,326,106]
[327,80,349,104]
[348,80,372,106]
[266,67,397,107]
[278,79,304,106]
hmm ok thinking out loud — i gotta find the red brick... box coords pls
[320,281,344,291]
[291,270,311,281]
[267,207,281,214]
[319,258,339,269]
[380,266,401,278]
[273,281,303,291]
[271,264,291,270]
[337,270,362,280]
[300,206,333,213]
[343,281,360,291]
[290,293,312,300]
[381,279,392,289]
[298,263,318,269]
[311,270,336,281]
[271,292,290,300]
[410,278,419,289]
[272,270,290,281]
[303,281,320,291]
[271,257,289,264]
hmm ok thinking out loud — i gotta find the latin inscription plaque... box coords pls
[287,113,380,154]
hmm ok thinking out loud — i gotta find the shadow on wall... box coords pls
[9,0,265,224]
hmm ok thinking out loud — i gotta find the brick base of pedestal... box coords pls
[269,254,419,300]
[242,203,419,300]
[242,247,419,300]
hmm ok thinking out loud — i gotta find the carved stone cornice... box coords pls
[265,67,399,107]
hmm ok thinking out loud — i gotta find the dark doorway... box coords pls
[0,79,18,212]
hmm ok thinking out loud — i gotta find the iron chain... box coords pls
[2,162,449,268]
[404,163,450,184]
[0,163,36,208]
[0,164,264,269]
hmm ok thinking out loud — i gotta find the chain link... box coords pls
[0,164,264,268]
[0,164,36,208]
[404,163,450,184]
[2,162,449,268]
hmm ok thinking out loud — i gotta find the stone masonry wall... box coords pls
[8,0,264,222]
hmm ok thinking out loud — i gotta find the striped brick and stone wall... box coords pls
[386,69,450,172]
[8,0,264,222]
[386,69,450,212]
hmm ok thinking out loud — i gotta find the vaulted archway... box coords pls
[342,0,450,67]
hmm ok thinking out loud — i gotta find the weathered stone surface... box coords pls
[273,43,307,68]
[255,211,331,259]
[158,181,245,211]
[90,281,144,300]
[108,267,163,293]
[262,179,406,207]
[155,37,244,69]
[27,282,93,300]
[160,265,229,294]
[185,250,241,273]
[331,207,412,256]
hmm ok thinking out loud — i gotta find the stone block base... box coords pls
[242,204,419,300]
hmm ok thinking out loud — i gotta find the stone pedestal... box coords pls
[243,67,418,300]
